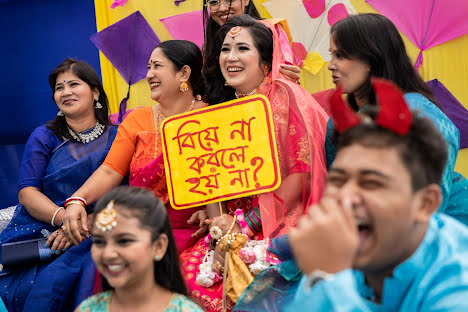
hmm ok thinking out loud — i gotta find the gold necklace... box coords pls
[157,98,195,122]
[154,98,197,158]
[235,89,257,98]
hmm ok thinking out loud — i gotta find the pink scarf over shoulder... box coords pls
[257,19,328,238]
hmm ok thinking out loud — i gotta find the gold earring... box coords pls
[179,82,188,92]
[263,64,269,77]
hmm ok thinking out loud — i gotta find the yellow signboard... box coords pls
[161,95,281,209]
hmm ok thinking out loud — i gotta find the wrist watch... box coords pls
[305,269,333,291]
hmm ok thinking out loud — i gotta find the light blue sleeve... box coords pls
[284,270,373,312]
[404,93,460,212]
[418,266,468,311]
[0,298,7,312]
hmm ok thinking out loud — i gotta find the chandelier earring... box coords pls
[57,110,64,116]
[179,81,189,92]
[94,99,103,109]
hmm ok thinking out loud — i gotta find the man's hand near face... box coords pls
[289,196,360,275]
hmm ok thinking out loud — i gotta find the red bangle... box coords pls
[64,196,87,208]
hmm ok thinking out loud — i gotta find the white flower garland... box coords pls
[196,250,222,287]
[196,237,273,287]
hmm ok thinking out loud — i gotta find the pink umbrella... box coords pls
[366,0,468,70]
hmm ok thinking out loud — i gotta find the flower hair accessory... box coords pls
[229,26,242,39]
[330,78,412,135]
[95,200,117,232]
[209,225,223,240]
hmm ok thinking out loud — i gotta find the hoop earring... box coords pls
[57,110,64,116]
[179,82,188,92]
[95,100,103,109]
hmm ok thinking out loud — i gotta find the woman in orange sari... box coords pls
[62,40,208,253]
[180,15,328,311]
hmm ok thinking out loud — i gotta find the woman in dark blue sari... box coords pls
[0,58,117,312]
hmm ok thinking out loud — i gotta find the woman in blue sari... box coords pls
[0,58,117,312]
[234,13,468,312]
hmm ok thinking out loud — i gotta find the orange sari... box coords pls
[104,106,204,252]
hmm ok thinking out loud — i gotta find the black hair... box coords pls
[93,186,187,296]
[203,14,273,105]
[157,40,205,97]
[202,0,261,55]
[330,13,439,111]
[47,58,110,141]
[336,112,447,191]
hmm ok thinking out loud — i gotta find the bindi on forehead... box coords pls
[229,26,242,39]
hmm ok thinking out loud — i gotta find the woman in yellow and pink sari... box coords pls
[180,14,328,311]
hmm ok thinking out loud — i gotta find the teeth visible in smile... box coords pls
[355,219,364,226]
[355,219,369,227]
[150,82,161,87]
[107,264,125,272]
[228,67,243,72]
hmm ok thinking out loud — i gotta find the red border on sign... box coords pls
[161,95,280,208]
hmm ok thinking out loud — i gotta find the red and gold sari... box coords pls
[180,20,328,311]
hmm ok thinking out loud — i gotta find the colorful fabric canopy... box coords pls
[366,0,468,70]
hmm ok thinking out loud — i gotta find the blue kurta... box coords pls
[325,93,468,224]
[0,124,117,312]
[285,213,468,311]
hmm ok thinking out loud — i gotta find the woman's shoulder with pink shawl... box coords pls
[273,78,328,128]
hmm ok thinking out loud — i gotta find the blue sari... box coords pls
[0,124,117,312]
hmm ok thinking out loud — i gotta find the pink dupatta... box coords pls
[257,19,328,238]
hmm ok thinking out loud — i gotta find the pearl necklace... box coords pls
[235,89,257,98]
[68,122,105,143]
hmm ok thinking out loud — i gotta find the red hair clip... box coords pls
[372,78,412,135]
[329,85,360,133]
[329,78,412,135]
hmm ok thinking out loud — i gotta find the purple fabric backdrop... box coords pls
[427,79,468,149]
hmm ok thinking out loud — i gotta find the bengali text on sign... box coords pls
[161,94,281,209]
